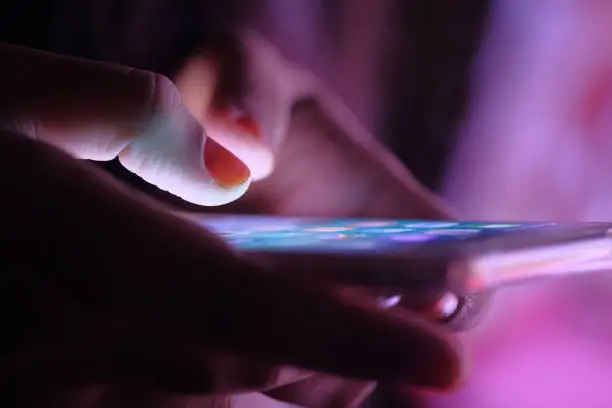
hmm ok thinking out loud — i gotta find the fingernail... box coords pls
[204,138,250,188]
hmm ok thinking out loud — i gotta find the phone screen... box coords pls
[195,215,554,254]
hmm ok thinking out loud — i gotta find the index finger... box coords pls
[0,43,251,206]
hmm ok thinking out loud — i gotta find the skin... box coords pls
[0,34,460,408]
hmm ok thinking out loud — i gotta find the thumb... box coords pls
[174,31,309,182]
[175,53,275,181]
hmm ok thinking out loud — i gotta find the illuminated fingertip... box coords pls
[176,179,251,207]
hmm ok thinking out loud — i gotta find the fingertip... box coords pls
[174,177,251,207]
[118,126,251,207]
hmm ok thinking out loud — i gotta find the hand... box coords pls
[0,44,461,407]
[176,32,453,220]
[171,33,459,407]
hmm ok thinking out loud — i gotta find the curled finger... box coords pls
[0,44,251,206]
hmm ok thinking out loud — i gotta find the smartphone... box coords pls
[182,214,612,327]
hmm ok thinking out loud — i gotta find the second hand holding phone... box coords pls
[181,214,612,329]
